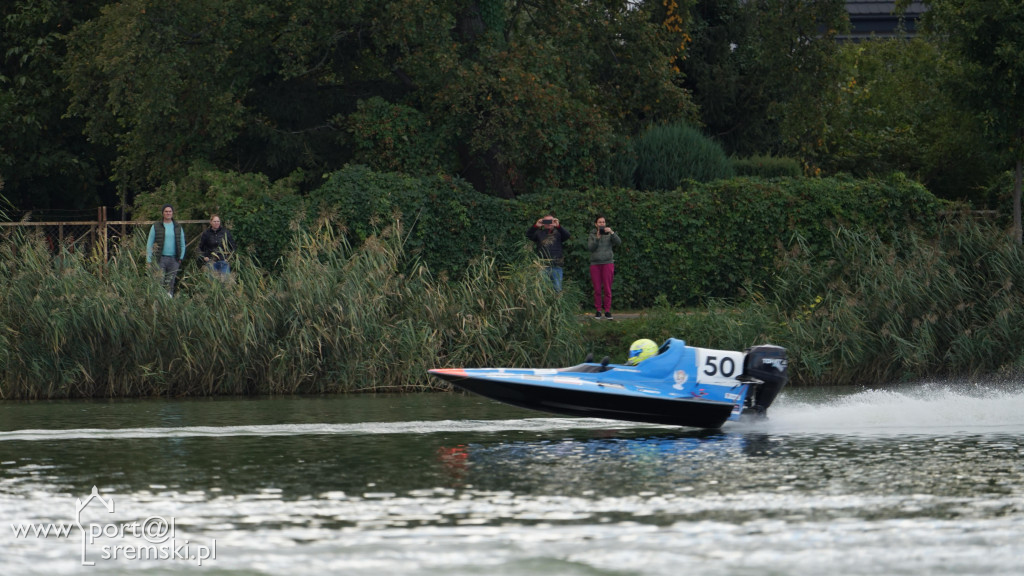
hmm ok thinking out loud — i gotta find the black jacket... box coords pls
[526,224,570,265]
[198,227,236,261]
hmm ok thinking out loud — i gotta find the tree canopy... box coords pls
[0,0,1016,214]
[819,37,998,201]
[922,0,1024,243]
[0,0,111,211]
[682,0,849,159]
[57,0,698,202]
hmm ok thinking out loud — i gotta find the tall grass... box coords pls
[7,218,1020,395]
[771,220,1024,385]
[0,224,584,399]
[580,295,785,365]
[581,219,1024,386]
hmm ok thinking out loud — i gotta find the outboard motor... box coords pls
[741,345,789,416]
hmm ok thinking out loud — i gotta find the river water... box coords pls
[1,384,1023,575]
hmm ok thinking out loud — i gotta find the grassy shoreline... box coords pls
[579,221,1024,387]
[2,219,1023,399]
[0,224,585,399]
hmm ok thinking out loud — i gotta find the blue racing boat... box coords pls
[428,338,788,429]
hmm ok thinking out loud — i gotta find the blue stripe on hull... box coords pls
[446,377,735,429]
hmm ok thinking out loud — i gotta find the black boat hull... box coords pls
[437,374,736,429]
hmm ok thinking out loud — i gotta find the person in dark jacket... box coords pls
[146,204,186,296]
[198,214,236,278]
[526,213,570,292]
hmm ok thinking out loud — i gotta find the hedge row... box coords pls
[219,166,941,308]
[732,155,803,178]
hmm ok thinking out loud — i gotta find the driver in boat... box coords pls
[626,339,658,365]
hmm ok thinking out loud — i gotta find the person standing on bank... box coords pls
[527,213,570,292]
[146,204,186,297]
[587,215,621,319]
[198,214,236,279]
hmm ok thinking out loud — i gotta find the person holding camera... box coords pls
[587,215,621,319]
[527,213,570,292]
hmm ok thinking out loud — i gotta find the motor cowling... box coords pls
[742,345,788,414]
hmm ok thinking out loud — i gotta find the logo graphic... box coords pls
[11,486,216,567]
[672,370,689,389]
[76,486,116,565]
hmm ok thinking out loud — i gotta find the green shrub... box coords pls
[228,194,308,266]
[633,122,735,190]
[522,173,940,308]
[306,165,522,278]
[131,165,944,309]
[346,97,458,176]
[732,154,803,178]
[132,162,305,221]
[132,163,307,266]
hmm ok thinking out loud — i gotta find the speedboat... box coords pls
[428,338,788,429]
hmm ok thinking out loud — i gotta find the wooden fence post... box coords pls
[99,206,108,262]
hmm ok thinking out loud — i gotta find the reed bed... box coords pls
[771,220,1024,385]
[0,224,584,399]
[5,218,1021,396]
[607,219,1024,386]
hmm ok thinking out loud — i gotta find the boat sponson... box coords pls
[432,373,735,429]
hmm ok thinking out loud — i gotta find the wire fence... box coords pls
[0,207,210,260]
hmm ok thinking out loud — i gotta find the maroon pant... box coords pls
[590,263,615,312]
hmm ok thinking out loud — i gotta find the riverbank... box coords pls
[578,221,1024,386]
[2,219,1024,399]
[0,226,585,399]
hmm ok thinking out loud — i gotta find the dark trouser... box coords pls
[159,256,180,295]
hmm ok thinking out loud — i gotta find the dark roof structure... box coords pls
[843,1,927,41]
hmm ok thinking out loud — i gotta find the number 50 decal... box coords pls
[703,355,736,378]
[695,349,745,384]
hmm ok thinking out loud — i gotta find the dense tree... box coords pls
[819,37,999,201]
[923,0,1024,243]
[15,0,1016,218]
[62,0,376,202]
[682,0,848,161]
[59,0,696,202]
[0,0,112,211]
[382,0,699,196]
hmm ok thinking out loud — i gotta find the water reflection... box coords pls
[2,427,747,498]
[0,393,532,432]
[434,430,768,494]
[2,389,1023,505]
[2,390,1024,576]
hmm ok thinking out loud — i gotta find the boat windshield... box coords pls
[557,363,611,374]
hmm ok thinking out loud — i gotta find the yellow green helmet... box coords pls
[627,339,658,365]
